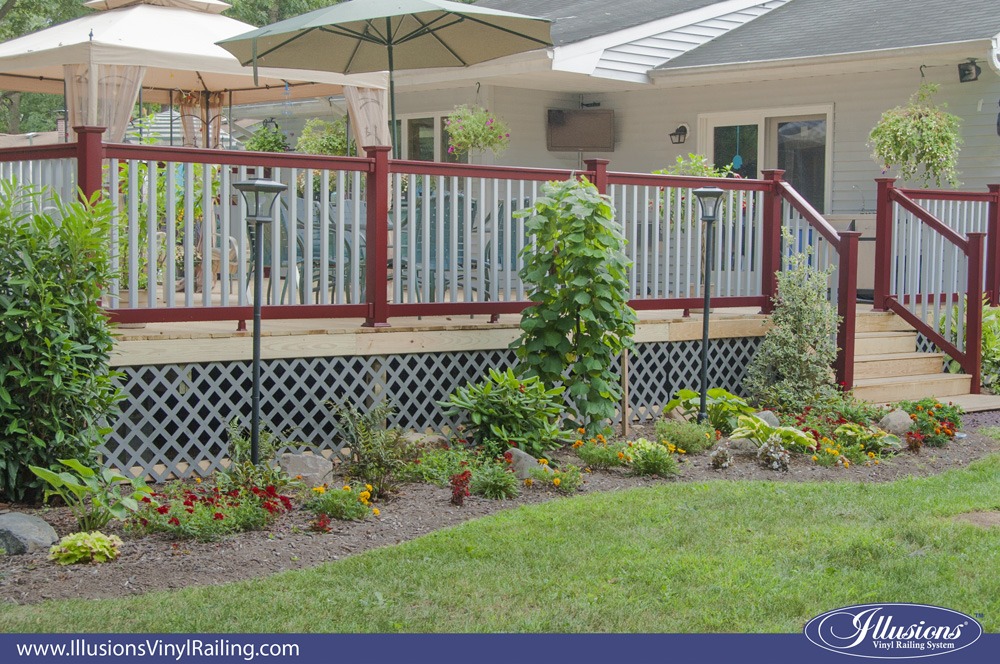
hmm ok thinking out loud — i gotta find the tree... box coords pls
[224,0,343,26]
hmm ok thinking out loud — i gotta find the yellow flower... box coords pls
[677,448,686,455]
[553,478,561,487]
[359,490,371,501]
[538,458,549,465]
[578,428,586,435]
[524,478,534,487]
[372,508,380,516]
[572,440,584,448]
[617,451,625,459]
[365,484,373,492]
[868,451,876,459]
[844,461,850,468]
[875,460,880,465]
[811,455,818,462]
[597,434,606,443]
[342,485,352,491]
[194,477,202,484]
[312,486,326,494]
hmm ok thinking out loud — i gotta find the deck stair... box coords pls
[851,312,972,403]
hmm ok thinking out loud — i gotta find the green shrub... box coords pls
[29,459,151,532]
[833,423,902,456]
[398,446,480,486]
[744,231,839,411]
[514,178,636,433]
[662,388,754,435]
[654,419,717,454]
[574,439,629,469]
[0,184,120,502]
[245,125,289,152]
[528,463,583,494]
[897,399,963,448]
[304,484,372,521]
[628,439,680,478]
[942,301,1000,391]
[49,531,122,565]
[439,368,571,458]
[331,402,410,498]
[729,415,816,453]
[470,461,519,500]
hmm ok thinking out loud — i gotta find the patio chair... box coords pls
[397,192,478,301]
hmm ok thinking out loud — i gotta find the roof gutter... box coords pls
[650,39,998,86]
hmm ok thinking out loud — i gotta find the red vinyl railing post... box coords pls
[75,126,105,202]
[836,231,860,390]
[873,178,896,311]
[759,169,785,314]
[966,232,985,393]
[363,145,391,328]
[584,158,609,194]
[986,184,1000,306]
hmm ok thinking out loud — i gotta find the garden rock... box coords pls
[403,431,448,448]
[754,410,781,428]
[726,437,758,453]
[506,447,552,480]
[279,453,333,488]
[879,409,913,436]
[0,512,57,555]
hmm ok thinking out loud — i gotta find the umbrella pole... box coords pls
[387,18,398,159]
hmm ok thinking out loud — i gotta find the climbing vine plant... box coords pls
[513,177,636,434]
[869,83,962,188]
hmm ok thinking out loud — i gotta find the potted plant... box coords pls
[869,83,962,188]
[444,104,510,159]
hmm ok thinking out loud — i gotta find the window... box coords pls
[394,115,468,163]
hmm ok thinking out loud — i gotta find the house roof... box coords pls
[656,0,1000,70]
[475,0,723,46]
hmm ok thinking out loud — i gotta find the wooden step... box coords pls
[854,331,917,356]
[853,373,972,403]
[855,312,916,334]
[853,352,946,380]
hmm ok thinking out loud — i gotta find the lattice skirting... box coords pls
[915,332,952,372]
[101,337,762,481]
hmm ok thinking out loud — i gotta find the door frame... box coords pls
[697,104,834,213]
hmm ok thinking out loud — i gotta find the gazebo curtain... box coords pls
[63,63,144,143]
[179,91,225,149]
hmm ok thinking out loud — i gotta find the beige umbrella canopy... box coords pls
[0,0,385,145]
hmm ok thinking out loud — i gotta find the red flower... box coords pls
[156,505,171,515]
[213,512,225,520]
[140,496,152,504]
[139,518,149,527]
[168,517,180,526]
[185,507,194,514]
[279,495,293,510]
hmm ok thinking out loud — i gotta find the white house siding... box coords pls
[592,1,790,83]
[507,68,1000,213]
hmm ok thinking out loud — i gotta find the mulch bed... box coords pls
[2,412,999,607]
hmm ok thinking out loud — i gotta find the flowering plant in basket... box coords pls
[444,105,510,157]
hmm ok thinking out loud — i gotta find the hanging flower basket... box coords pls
[444,104,510,157]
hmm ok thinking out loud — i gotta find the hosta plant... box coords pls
[729,415,816,453]
[49,531,122,565]
[29,459,152,532]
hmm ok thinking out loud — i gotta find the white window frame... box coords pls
[697,104,834,213]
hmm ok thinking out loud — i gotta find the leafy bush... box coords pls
[897,399,962,448]
[655,419,717,454]
[470,461,519,500]
[528,463,583,494]
[833,423,902,456]
[29,459,151,532]
[304,484,372,521]
[942,301,1000,391]
[628,439,680,478]
[444,104,510,157]
[450,469,471,506]
[756,436,790,471]
[332,403,410,498]
[574,439,629,469]
[662,388,754,435]
[869,83,962,188]
[0,185,120,502]
[439,368,571,458]
[398,446,479,486]
[245,125,289,152]
[744,231,839,411]
[49,531,122,565]
[296,117,353,156]
[515,178,636,433]
[131,484,292,541]
[729,415,816,453]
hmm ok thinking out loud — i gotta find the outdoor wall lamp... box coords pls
[958,59,981,83]
[669,123,689,145]
[692,186,725,424]
[233,178,287,465]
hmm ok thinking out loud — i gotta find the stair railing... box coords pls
[873,179,984,392]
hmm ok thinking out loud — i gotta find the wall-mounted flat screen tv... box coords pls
[546,109,615,152]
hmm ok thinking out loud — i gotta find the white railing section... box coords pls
[889,201,969,354]
[102,158,365,312]
[611,185,764,300]
[389,172,539,304]
[0,158,77,208]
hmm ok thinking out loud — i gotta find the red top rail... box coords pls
[889,188,969,251]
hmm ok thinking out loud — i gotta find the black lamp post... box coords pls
[233,178,287,465]
[692,186,725,425]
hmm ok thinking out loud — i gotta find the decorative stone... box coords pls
[879,409,914,436]
[0,512,58,555]
[754,410,781,428]
[665,406,688,422]
[505,447,552,480]
[726,438,758,452]
[403,431,448,448]
[279,452,333,488]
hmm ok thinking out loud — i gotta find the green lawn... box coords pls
[2,455,999,633]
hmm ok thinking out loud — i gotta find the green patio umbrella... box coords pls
[218,0,552,156]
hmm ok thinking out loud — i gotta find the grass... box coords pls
[2,456,1000,633]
